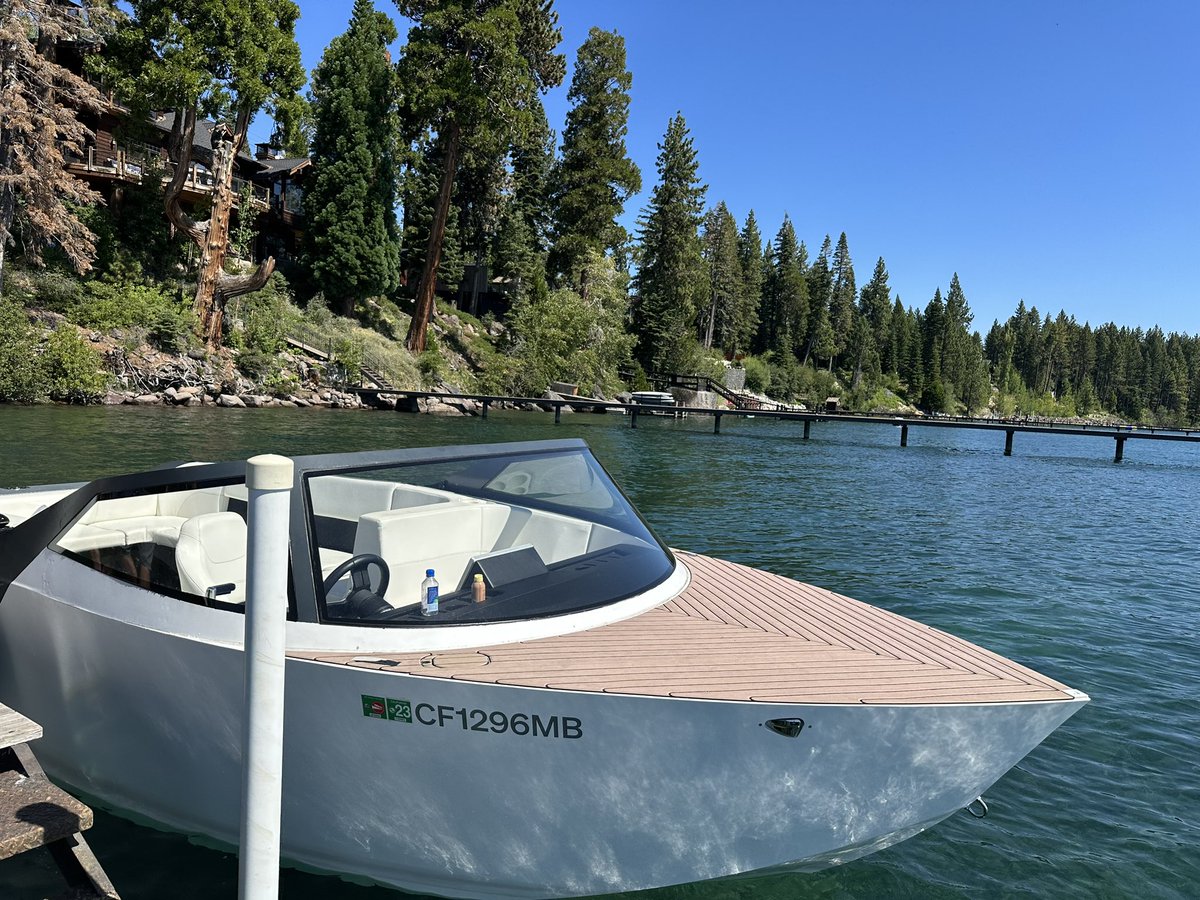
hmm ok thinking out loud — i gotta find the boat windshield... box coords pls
[305,447,674,625]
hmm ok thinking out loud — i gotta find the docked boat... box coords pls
[0,438,1087,899]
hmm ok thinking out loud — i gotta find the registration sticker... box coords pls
[361,695,387,719]
[386,698,412,723]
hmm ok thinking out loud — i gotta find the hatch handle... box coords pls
[966,796,989,818]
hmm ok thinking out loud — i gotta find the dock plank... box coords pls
[0,753,93,861]
[0,704,41,751]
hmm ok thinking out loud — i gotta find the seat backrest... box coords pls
[176,512,247,604]
[353,503,509,604]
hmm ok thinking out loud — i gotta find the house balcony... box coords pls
[63,143,271,210]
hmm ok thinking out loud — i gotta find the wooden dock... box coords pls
[355,388,1200,463]
[0,703,118,898]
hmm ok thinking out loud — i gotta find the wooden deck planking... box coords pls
[293,553,1077,705]
[0,704,41,751]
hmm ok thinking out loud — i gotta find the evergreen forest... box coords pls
[2,0,1199,427]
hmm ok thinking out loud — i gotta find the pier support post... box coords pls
[481,399,489,419]
[900,424,908,448]
[803,420,811,440]
[240,455,293,900]
[1004,429,1014,456]
[630,407,638,429]
[714,413,722,434]
[554,403,561,425]
[1114,435,1126,463]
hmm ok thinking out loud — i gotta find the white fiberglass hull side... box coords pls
[0,556,1085,899]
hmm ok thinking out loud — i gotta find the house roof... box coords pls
[149,112,310,179]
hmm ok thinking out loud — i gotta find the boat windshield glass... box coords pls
[305,447,674,625]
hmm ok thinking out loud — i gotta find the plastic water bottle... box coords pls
[420,569,439,616]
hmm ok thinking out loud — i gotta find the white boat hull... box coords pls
[0,551,1085,898]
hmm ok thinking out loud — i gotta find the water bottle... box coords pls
[420,569,439,616]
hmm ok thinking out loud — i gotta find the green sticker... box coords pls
[362,695,387,719]
[387,699,412,723]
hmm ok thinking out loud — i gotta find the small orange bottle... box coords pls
[472,573,487,603]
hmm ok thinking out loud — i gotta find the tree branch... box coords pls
[163,106,204,244]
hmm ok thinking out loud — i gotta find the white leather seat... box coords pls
[175,512,247,604]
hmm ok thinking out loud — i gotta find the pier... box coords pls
[356,388,1200,463]
[0,703,118,898]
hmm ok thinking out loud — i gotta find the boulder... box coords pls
[132,394,162,406]
[218,394,245,408]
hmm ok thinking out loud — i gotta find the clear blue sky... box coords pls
[277,0,1200,336]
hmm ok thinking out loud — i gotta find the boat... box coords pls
[630,390,685,417]
[0,438,1087,899]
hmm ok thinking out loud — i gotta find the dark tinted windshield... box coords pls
[306,448,673,625]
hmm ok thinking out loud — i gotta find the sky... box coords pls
[274,0,1200,336]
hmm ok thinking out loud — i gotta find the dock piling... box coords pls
[481,399,489,419]
[803,420,811,440]
[240,455,294,900]
[630,408,638,429]
[1005,429,1014,456]
[1115,436,1126,463]
[554,403,561,425]
[900,424,908,448]
[714,413,722,434]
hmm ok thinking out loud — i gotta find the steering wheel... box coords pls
[322,553,390,601]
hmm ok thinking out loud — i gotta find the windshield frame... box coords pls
[290,438,675,626]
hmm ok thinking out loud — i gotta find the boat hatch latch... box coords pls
[764,718,806,738]
[206,583,236,600]
[965,796,989,818]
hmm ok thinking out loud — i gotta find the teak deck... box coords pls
[294,552,1077,705]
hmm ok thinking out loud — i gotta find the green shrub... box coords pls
[26,271,85,313]
[742,355,771,394]
[331,336,363,382]
[417,349,443,385]
[41,327,107,403]
[230,272,298,353]
[70,280,194,352]
[236,350,275,380]
[0,299,41,402]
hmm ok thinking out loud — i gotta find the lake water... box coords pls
[1,405,1197,900]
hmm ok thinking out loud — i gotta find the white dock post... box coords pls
[239,454,294,900]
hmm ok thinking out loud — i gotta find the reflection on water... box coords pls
[1,405,1197,899]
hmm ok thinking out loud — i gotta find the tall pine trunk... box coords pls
[406,119,460,354]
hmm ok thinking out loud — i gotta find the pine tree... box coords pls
[803,235,832,366]
[700,202,743,353]
[829,231,856,368]
[548,27,640,289]
[765,216,807,358]
[632,113,707,373]
[396,0,565,353]
[0,0,111,291]
[492,104,555,301]
[941,272,973,394]
[859,257,892,351]
[400,132,466,294]
[735,211,764,357]
[306,0,401,315]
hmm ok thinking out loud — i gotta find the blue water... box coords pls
[1,406,1197,899]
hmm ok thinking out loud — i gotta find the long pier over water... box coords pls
[357,389,1200,463]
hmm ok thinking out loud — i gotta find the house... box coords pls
[54,41,309,266]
